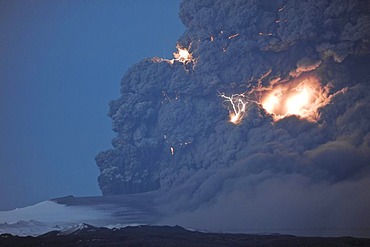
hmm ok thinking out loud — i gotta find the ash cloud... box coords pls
[96,0,370,236]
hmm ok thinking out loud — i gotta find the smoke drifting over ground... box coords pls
[96,0,370,236]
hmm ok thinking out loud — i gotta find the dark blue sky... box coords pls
[0,0,184,210]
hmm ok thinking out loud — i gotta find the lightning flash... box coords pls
[220,93,249,124]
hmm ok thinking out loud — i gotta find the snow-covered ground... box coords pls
[0,193,162,236]
[0,201,112,224]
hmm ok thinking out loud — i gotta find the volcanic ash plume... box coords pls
[96,0,370,236]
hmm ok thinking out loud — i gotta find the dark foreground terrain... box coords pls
[1,225,370,247]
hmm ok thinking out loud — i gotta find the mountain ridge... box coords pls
[2,224,370,247]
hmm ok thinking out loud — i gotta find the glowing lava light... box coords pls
[262,89,282,114]
[285,83,311,115]
[220,93,249,124]
[173,44,193,64]
[261,77,329,121]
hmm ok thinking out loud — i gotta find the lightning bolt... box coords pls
[220,93,249,124]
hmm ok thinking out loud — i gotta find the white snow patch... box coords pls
[0,201,111,224]
[0,201,115,236]
[0,220,66,236]
[58,223,96,235]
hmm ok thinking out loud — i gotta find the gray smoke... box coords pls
[96,0,370,236]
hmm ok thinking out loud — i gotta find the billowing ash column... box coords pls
[96,0,370,215]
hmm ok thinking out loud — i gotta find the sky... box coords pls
[0,0,184,210]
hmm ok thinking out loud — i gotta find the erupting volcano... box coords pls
[2,0,369,240]
[93,0,370,237]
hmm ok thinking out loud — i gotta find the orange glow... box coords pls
[173,44,193,64]
[262,88,282,114]
[229,111,243,124]
[261,76,330,121]
[285,83,310,115]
